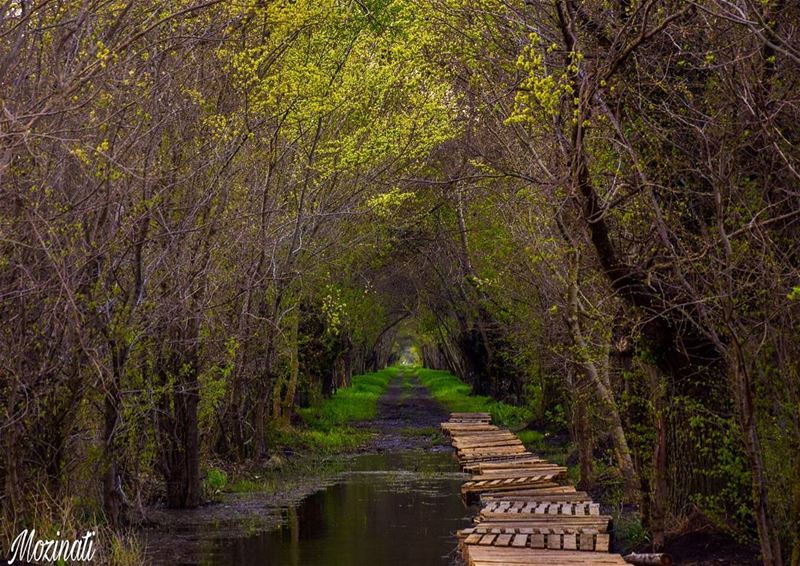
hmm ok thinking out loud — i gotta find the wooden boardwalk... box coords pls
[442,412,629,566]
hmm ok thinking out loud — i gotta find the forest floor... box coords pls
[663,531,760,566]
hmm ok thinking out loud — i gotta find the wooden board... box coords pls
[481,501,600,516]
[470,466,567,479]
[462,473,563,494]
[459,526,610,551]
[464,546,628,565]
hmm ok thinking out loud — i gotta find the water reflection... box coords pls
[206,451,470,566]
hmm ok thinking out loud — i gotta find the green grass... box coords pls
[298,366,397,428]
[414,367,533,428]
[226,455,347,494]
[267,366,398,453]
[268,426,372,453]
[517,429,545,447]
[612,510,650,553]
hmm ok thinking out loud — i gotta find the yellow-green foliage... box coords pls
[221,0,456,176]
[198,337,237,433]
[507,33,575,125]
[366,188,416,218]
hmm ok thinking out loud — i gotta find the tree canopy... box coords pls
[1,0,798,563]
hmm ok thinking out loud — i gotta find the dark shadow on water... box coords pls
[201,451,470,566]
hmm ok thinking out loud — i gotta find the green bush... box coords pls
[203,467,228,493]
[612,512,650,553]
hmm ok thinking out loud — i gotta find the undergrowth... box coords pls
[297,367,397,429]
[414,367,533,428]
[266,366,398,454]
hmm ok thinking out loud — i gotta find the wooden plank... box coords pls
[481,488,588,502]
[530,532,545,548]
[465,546,629,564]
[455,440,525,450]
[580,530,597,551]
[480,500,600,518]
[459,444,528,452]
[471,466,567,479]
[451,430,522,443]
[459,450,530,460]
[460,448,531,458]
[511,534,528,547]
[462,476,562,496]
[474,457,546,468]
[476,518,611,533]
[547,530,561,550]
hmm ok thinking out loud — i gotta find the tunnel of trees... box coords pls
[1,1,799,564]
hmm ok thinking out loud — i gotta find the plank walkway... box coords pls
[442,412,629,566]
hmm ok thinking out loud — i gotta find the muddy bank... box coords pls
[661,529,761,566]
[140,458,344,564]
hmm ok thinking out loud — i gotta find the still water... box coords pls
[204,452,471,566]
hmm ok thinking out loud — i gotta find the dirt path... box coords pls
[358,372,449,452]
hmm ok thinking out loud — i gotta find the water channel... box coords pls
[195,451,471,565]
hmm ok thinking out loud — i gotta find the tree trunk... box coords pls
[159,346,202,509]
[731,350,782,566]
[651,399,668,550]
[567,250,639,501]
[163,379,201,508]
[575,389,594,490]
[282,312,300,422]
[103,394,125,526]
[253,333,276,459]
[638,360,668,550]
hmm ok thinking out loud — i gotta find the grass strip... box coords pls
[413,367,533,428]
[267,366,399,453]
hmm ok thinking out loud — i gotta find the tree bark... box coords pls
[731,349,782,566]
[159,344,202,509]
[651,383,668,550]
[281,311,300,422]
[162,377,201,508]
[575,387,594,490]
[567,250,639,501]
